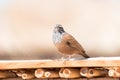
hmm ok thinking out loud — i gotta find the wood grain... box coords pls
[59,68,81,78]
[0,71,17,78]
[1,77,120,80]
[0,57,120,70]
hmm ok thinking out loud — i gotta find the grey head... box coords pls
[53,24,65,34]
[53,24,66,44]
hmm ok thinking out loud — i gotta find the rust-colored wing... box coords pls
[63,34,90,58]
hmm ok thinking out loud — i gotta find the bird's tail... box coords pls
[81,53,90,58]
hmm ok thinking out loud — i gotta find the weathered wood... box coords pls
[80,68,108,78]
[0,57,120,69]
[80,67,89,77]
[35,68,59,78]
[1,77,120,80]
[35,68,47,78]
[89,77,119,80]
[1,78,48,80]
[87,68,108,78]
[12,69,35,79]
[59,68,81,78]
[12,69,26,77]
[45,70,59,78]
[107,67,120,77]
[21,70,35,79]
[0,57,120,79]
[0,70,17,78]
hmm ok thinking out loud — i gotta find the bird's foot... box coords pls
[59,57,67,65]
[53,57,66,61]
[53,57,67,65]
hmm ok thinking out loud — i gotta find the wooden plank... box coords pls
[0,57,120,70]
[1,78,69,80]
[88,77,119,80]
[1,78,120,80]
[1,78,48,80]
[69,78,87,80]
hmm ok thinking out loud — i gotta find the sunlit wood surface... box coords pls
[1,77,120,80]
[0,57,120,70]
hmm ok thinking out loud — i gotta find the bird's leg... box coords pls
[54,55,64,61]
[61,55,72,65]
[59,54,68,65]
[60,56,64,60]
[67,55,72,60]
[60,54,66,60]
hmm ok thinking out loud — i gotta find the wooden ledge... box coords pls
[0,57,120,70]
[1,77,120,80]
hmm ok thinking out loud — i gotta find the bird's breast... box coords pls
[53,32,62,44]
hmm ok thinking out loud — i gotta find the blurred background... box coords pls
[0,0,120,60]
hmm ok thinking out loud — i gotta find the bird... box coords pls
[52,24,90,60]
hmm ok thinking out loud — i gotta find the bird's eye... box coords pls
[66,42,70,45]
[59,27,62,30]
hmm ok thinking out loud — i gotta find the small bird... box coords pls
[53,24,90,60]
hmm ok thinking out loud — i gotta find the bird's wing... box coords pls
[63,33,90,58]
[63,34,85,53]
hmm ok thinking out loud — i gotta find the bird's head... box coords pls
[54,24,65,34]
